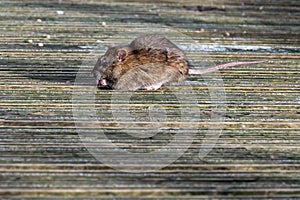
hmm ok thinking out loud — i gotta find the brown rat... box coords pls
[92,34,267,90]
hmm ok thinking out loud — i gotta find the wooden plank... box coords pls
[0,0,299,199]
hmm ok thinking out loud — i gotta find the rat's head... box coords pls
[92,45,130,88]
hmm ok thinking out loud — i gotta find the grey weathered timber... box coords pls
[0,0,299,199]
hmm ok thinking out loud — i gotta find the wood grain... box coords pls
[0,0,299,199]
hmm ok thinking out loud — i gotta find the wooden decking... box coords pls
[0,0,299,199]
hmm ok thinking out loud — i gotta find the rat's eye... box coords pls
[112,61,116,65]
[101,57,108,67]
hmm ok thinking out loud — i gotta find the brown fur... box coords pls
[92,34,189,90]
[92,34,267,90]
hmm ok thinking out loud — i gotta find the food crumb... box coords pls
[57,10,64,15]
[223,31,231,37]
[199,28,205,33]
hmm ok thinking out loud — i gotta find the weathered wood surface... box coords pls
[0,0,299,199]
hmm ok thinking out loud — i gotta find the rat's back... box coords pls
[129,34,186,58]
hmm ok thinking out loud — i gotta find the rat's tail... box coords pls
[188,60,268,75]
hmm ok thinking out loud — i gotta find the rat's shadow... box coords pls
[3,58,80,84]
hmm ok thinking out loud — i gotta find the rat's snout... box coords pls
[91,69,108,87]
[91,69,101,80]
[91,69,102,83]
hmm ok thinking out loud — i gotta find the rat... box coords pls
[92,34,267,90]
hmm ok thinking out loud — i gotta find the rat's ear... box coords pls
[117,49,128,62]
